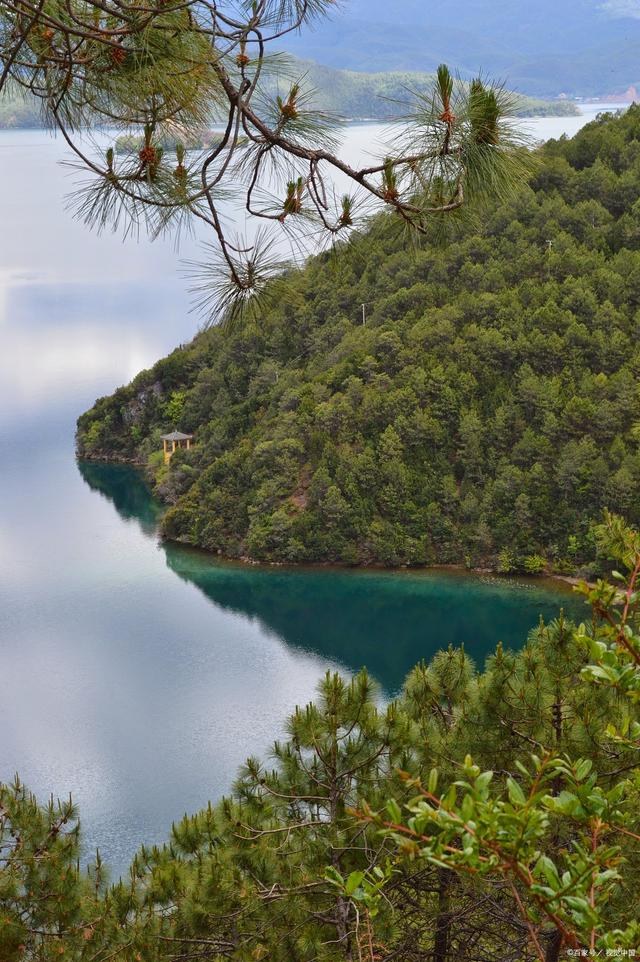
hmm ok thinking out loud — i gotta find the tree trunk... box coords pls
[545,929,563,962]
[433,868,453,962]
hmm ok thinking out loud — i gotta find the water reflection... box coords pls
[79,461,163,534]
[78,461,586,695]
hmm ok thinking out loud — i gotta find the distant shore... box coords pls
[0,91,583,130]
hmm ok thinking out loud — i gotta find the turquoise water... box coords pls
[0,126,589,875]
[81,461,584,695]
[2,453,586,877]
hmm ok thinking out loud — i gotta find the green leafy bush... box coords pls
[524,553,547,574]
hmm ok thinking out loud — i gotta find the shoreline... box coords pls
[81,457,587,593]
[77,456,591,592]
[166,538,585,594]
[0,104,589,134]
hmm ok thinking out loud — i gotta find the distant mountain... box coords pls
[282,0,640,98]
[0,90,41,128]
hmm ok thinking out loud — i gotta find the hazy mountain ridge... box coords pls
[283,0,640,97]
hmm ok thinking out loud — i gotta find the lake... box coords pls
[0,106,616,874]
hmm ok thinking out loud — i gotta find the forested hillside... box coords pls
[77,107,640,573]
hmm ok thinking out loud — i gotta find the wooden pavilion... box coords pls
[161,431,193,464]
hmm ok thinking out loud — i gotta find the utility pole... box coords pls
[361,303,366,325]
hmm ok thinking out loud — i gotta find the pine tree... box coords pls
[3,517,639,961]
[365,513,640,961]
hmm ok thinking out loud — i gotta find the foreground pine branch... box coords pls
[0,0,530,320]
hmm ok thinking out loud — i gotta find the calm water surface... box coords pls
[0,107,615,873]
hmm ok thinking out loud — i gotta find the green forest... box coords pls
[78,107,640,576]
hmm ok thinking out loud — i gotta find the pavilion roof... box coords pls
[160,431,193,441]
